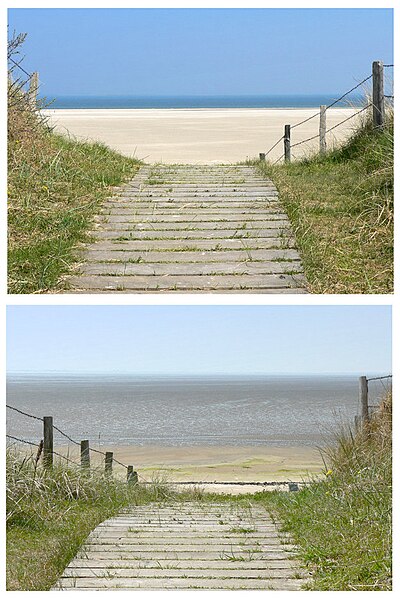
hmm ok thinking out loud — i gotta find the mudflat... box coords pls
[57,444,324,484]
[43,107,358,163]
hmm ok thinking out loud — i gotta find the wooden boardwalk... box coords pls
[66,165,307,293]
[53,502,307,590]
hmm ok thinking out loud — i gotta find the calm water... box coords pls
[45,94,365,109]
[5,374,383,448]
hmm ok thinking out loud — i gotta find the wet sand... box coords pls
[56,444,325,485]
[43,107,359,164]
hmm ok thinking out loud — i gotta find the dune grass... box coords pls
[7,388,391,592]
[255,392,392,590]
[6,449,200,591]
[8,81,140,294]
[253,115,393,293]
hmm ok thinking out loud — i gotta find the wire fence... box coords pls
[263,61,393,164]
[6,404,140,478]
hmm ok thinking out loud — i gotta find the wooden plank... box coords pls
[79,262,303,276]
[95,216,289,229]
[62,567,301,578]
[96,219,290,229]
[67,559,299,569]
[91,230,290,240]
[55,577,304,589]
[67,273,306,291]
[82,249,301,263]
[64,164,306,293]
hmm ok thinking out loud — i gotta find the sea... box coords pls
[44,94,365,110]
[6,374,387,449]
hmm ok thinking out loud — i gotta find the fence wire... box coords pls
[262,63,393,159]
[6,404,129,471]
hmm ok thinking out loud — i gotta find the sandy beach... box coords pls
[56,444,325,488]
[43,107,359,164]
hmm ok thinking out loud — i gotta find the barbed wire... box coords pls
[52,424,80,447]
[6,434,40,448]
[8,56,32,79]
[6,403,129,470]
[291,132,320,150]
[263,135,285,158]
[6,404,43,422]
[383,64,394,68]
[324,103,372,135]
[366,374,392,382]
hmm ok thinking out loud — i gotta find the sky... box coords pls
[7,8,393,96]
[7,305,392,376]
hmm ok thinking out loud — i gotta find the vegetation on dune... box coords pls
[7,34,140,294]
[254,115,394,293]
[6,450,202,591]
[7,391,391,591]
[256,391,392,590]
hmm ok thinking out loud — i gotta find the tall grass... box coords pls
[7,35,141,293]
[254,111,394,293]
[256,392,392,590]
[6,447,181,590]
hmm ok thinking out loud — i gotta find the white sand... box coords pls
[43,107,359,164]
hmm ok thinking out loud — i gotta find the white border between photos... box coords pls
[2,1,398,597]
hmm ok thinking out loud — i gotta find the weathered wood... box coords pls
[67,273,306,291]
[84,248,300,263]
[43,416,53,468]
[80,262,303,277]
[319,105,327,154]
[284,125,291,162]
[359,375,369,424]
[372,60,384,129]
[54,502,306,591]
[105,451,113,474]
[65,165,306,293]
[28,71,39,108]
[127,466,138,484]
[80,440,90,468]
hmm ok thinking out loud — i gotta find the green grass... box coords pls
[254,393,392,590]
[8,98,140,293]
[6,449,203,591]
[252,116,393,293]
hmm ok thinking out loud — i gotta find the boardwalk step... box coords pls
[53,502,307,591]
[65,165,306,293]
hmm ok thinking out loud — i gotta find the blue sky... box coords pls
[8,8,393,96]
[7,306,391,376]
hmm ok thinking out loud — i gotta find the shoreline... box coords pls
[54,443,325,483]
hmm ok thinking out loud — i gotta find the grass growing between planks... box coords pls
[6,450,206,591]
[252,116,393,293]
[8,82,140,293]
[255,392,392,590]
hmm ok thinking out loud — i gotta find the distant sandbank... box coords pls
[43,107,359,164]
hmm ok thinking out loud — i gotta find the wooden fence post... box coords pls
[127,466,138,484]
[105,451,113,475]
[259,152,266,161]
[43,416,53,468]
[359,376,369,425]
[81,440,90,468]
[28,71,39,109]
[372,61,384,129]
[319,105,327,154]
[284,125,291,162]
